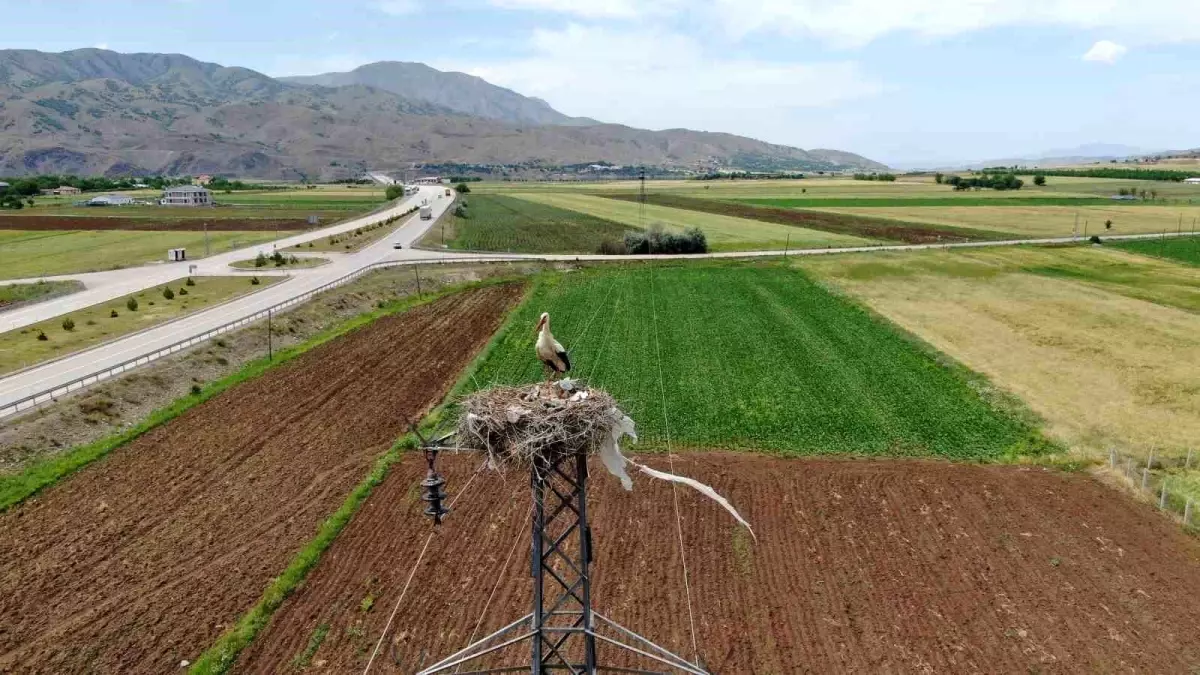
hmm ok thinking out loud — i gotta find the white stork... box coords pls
[535,312,571,381]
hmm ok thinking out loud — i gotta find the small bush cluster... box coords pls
[162,287,175,300]
[110,309,119,318]
[185,277,196,286]
[126,297,138,312]
[853,173,897,182]
[600,225,708,255]
[250,276,261,285]
[178,287,188,296]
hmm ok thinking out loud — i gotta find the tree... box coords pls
[385,185,403,201]
[1150,189,1158,201]
[1033,174,1046,186]
[934,172,945,184]
[455,182,471,194]
[254,252,268,268]
[162,287,175,300]
[127,297,139,312]
[62,317,75,331]
[1105,219,1113,230]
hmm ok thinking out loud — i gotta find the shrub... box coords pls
[455,182,471,194]
[190,384,202,395]
[289,255,299,264]
[1033,174,1046,186]
[215,338,228,348]
[85,319,96,326]
[254,252,267,268]
[308,242,314,248]
[250,276,261,285]
[1089,235,1102,244]
[178,287,188,296]
[597,239,628,255]
[162,287,175,300]
[453,205,467,218]
[185,276,196,286]
[110,309,119,318]
[37,330,48,341]
[623,225,708,255]
[126,297,138,312]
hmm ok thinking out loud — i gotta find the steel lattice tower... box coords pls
[417,445,708,675]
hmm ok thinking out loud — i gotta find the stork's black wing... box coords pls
[557,350,571,372]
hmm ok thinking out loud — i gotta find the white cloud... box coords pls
[375,0,418,16]
[438,24,884,145]
[1083,40,1128,63]
[702,0,1200,47]
[486,0,677,19]
[95,43,109,50]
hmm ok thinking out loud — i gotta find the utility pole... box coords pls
[784,233,790,257]
[267,310,273,361]
[204,221,211,257]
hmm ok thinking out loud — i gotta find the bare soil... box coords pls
[0,215,314,231]
[237,453,1200,674]
[0,262,558,474]
[0,283,524,673]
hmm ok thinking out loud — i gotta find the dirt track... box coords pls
[0,215,314,231]
[237,454,1200,674]
[0,283,524,673]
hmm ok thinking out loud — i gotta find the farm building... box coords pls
[195,174,213,185]
[1185,177,1200,184]
[43,185,81,196]
[161,185,213,206]
[0,181,9,192]
[87,194,134,206]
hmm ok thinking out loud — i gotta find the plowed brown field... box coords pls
[0,283,524,674]
[237,454,1200,674]
[0,215,313,231]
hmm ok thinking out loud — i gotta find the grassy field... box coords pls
[229,256,329,270]
[811,205,1200,238]
[0,276,283,375]
[0,230,296,279]
[1113,236,1200,266]
[802,246,1200,466]
[509,193,879,251]
[418,194,635,253]
[285,219,401,253]
[736,197,1116,207]
[466,263,1042,458]
[0,280,81,309]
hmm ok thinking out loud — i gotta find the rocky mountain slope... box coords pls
[0,49,887,178]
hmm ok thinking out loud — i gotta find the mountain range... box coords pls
[0,49,885,179]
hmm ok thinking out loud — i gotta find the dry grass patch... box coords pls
[812,205,1200,238]
[804,247,1200,465]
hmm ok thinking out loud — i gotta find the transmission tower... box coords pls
[416,438,708,675]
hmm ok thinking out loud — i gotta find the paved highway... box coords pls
[0,184,1195,418]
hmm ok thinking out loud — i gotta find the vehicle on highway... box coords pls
[445,188,452,196]
[393,242,404,249]
[420,205,433,220]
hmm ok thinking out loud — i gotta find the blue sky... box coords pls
[5,0,1199,166]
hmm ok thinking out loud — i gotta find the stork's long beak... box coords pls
[535,316,546,333]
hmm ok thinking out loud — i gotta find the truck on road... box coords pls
[420,205,433,220]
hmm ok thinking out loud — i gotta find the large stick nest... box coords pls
[457,381,620,468]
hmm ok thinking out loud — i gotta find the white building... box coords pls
[88,194,135,206]
[1184,177,1200,185]
[161,185,213,206]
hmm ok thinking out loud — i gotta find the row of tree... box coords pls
[1031,168,1196,182]
[941,172,1025,191]
[852,173,897,181]
[0,175,193,196]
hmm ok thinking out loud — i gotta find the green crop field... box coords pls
[0,230,296,280]
[1113,236,1200,266]
[417,194,635,253]
[509,193,879,251]
[467,263,1042,458]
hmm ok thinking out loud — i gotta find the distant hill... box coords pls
[281,61,600,127]
[0,49,887,178]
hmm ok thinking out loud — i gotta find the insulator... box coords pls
[421,469,450,524]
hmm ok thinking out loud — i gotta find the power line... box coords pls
[648,266,700,665]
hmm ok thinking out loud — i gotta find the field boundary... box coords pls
[1106,447,1198,532]
[0,276,521,512]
